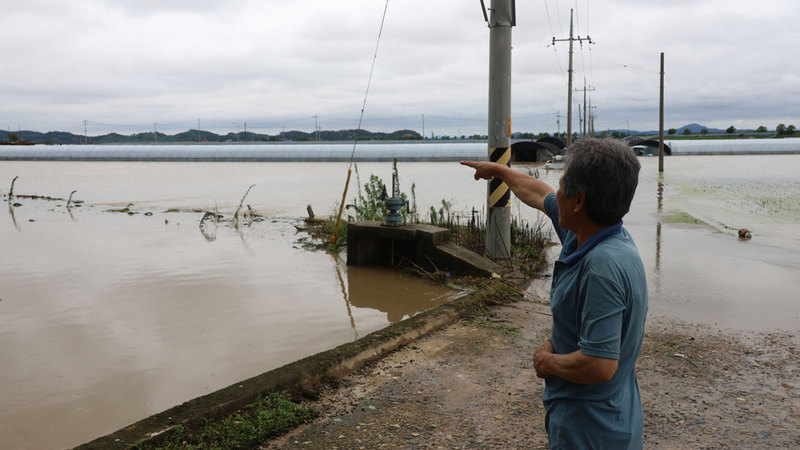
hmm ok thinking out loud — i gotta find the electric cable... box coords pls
[330,0,390,246]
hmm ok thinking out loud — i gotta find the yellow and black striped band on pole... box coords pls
[489,146,511,207]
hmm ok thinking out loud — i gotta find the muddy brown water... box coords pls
[1,155,799,448]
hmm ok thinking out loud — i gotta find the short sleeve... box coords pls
[544,193,569,244]
[578,273,626,360]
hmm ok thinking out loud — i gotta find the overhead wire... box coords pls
[544,0,567,86]
[346,0,390,171]
[593,57,660,74]
[330,0,390,246]
[586,0,594,87]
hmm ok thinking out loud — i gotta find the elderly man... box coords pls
[461,138,648,449]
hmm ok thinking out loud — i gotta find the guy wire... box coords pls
[331,0,390,246]
[347,0,390,170]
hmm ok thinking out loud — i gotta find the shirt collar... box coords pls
[559,222,623,266]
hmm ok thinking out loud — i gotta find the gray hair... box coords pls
[562,138,641,225]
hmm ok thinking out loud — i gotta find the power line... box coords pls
[585,0,594,86]
[548,8,593,145]
[543,0,567,85]
[592,57,660,74]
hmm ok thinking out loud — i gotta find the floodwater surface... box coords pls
[0,190,455,449]
[1,153,799,448]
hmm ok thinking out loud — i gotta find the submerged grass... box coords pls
[660,210,710,226]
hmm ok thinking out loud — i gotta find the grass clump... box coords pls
[468,315,522,338]
[138,391,314,449]
[346,160,413,223]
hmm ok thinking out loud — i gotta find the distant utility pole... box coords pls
[83,120,88,145]
[244,122,247,141]
[576,77,595,138]
[421,114,425,140]
[483,0,515,258]
[314,115,320,142]
[197,119,201,142]
[154,122,158,143]
[555,111,561,135]
[659,52,665,172]
[550,8,592,146]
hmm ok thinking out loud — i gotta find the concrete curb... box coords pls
[75,297,479,449]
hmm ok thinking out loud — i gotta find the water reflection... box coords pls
[654,178,664,276]
[200,220,217,241]
[332,255,358,339]
[67,203,77,221]
[8,201,20,230]
[345,265,450,323]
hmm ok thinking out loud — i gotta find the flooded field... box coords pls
[1,154,799,448]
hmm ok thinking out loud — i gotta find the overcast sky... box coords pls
[2,0,798,137]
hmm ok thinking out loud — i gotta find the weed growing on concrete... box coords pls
[346,160,411,223]
[143,391,313,449]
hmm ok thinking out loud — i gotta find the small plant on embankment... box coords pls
[134,391,313,449]
[346,160,413,222]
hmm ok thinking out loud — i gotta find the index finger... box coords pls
[460,160,477,168]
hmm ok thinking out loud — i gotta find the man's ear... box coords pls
[573,192,586,213]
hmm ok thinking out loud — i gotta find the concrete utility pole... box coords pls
[659,52,665,172]
[576,77,594,138]
[555,111,561,135]
[484,0,515,258]
[83,120,88,145]
[550,9,591,146]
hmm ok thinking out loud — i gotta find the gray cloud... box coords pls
[1,0,798,135]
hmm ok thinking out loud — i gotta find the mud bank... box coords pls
[267,302,800,449]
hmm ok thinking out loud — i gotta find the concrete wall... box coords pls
[346,222,503,277]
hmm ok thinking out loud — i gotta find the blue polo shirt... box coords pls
[542,193,648,449]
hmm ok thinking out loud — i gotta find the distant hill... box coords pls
[677,123,724,134]
[617,123,724,136]
[0,128,423,145]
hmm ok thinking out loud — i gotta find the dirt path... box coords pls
[266,299,799,449]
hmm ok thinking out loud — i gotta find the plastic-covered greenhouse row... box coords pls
[0,142,488,162]
[666,139,800,155]
[2,139,798,161]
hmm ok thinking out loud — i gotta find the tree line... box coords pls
[0,128,424,145]
[668,124,797,136]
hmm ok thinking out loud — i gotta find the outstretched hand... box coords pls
[461,159,554,213]
[460,160,499,180]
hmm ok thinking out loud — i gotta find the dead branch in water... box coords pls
[244,205,264,222]
[233,184,255,229]
[67,190,77,208]
[9,176,18,198]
